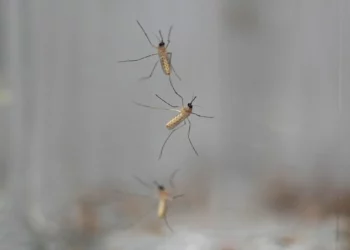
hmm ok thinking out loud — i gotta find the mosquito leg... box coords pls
[118,53,157,63]
[191,112,214,119]
[133,101,180,113]
[172,194,184,200]
[169,168,180,189]
[136,20,157,48]
[166,25,173,48]
[163,214,174,233]
[159,122,186,160]
[155,94,179,108]
[187,119,198,156]
[169,76,184,106]
[140,60,159,80]
[133,176,153,190]
[168,52,181,81]
[171,65,181,81]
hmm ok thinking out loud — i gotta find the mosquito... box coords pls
[134,92,214,159]
[119,20,182,100]
[133,168,184,232]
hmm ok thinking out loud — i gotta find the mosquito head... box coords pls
[187,96,197,109]
[158,185,165,191]
[159,41,165,47]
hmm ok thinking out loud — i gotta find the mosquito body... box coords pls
[166,103,193,130]
[118,20,182,101]
[133,169,183,232]
[133,93,214,159]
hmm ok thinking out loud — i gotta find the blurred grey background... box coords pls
[0,0,350,249]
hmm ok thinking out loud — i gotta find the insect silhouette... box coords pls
[118,20,182,101]
[133,92,214,159]
[133,168,184,232]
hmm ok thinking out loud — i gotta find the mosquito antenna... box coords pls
[159,30,164,42]
[153,181,162,188]
[190,96,197,105]
[136,20,156,48]
[152,32,161,43]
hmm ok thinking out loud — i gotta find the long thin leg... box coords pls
[169,76,184,106]
[169,168,180,189]
[155,94,179,108]
[133,101,180,112]
[166,25,173,48]
[159,122,186,160]
[118,53,157,63]
[136,20,157,48]
[187,119,198,156]
[133,176,153,190]
[140,60,159,80]
[168,52,182,81]
[171,66,182,81]
[172,194,184,199]
[191,112,214,119]
[163,214,174,233]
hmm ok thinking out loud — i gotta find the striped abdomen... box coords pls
[158,48,171,75]
[166,107,192,130]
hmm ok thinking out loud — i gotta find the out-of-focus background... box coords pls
[1,0,350,249]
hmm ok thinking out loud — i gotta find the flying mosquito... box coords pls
[133,92,214,159]
[118,20,182,101]
[133,168,184,232]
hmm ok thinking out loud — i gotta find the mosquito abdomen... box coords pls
[158,48,171,75]
[158,199,167,218]
[166,110,190,130]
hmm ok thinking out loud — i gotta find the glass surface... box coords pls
[0,0,349,249]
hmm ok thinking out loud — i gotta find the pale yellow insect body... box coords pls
[166,106,192,130]
[157,190,170,218]
[158,46,171,76]
[157,199,167,218]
